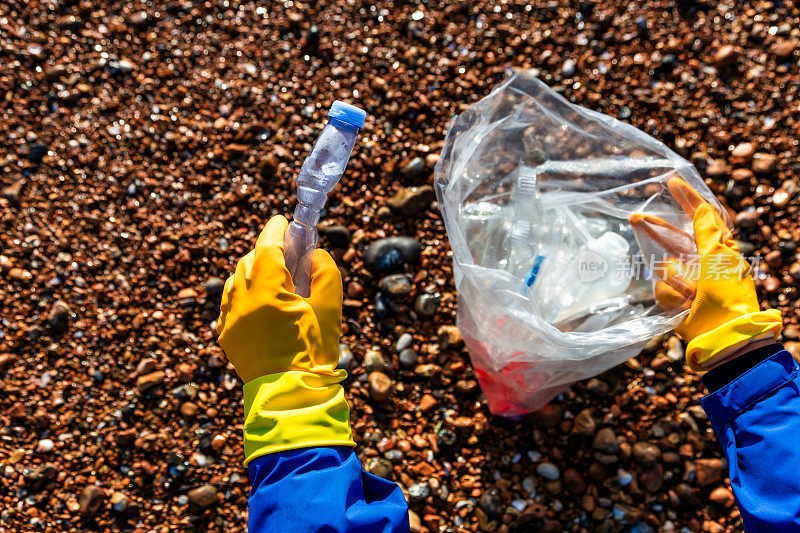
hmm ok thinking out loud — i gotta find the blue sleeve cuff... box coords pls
[700,347,799,436]
[248,446,409,533]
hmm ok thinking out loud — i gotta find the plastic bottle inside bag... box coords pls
[504,166,637,330]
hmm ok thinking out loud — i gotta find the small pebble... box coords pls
[368,371,392,402]
[363,349,387,372]
[337,344,356,371]
[399,348,418,367]
[408,482,430,502]
[364,237,422,270]
[36,439,54,453]
[79,485,106,516]
[379,274,413,296]
[395,333,413,352]
[536,462,560,481]
[187,485,218,508]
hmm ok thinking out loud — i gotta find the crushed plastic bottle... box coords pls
[284,101,366,297]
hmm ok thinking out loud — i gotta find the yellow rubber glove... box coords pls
[216,215,354,464]
[630,177,782,370]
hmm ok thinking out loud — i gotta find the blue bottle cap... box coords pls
[328,100,366,129]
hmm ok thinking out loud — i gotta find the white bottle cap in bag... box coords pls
[576,231,631,300]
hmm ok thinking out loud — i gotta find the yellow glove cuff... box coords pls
[686,309,783,371]
[242,369,355,466]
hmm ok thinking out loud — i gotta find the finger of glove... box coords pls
[215,273,236,335]
[630,213,696,257]
[256,215,289,253]
[661,257,697,299]
[655,280,693,311]
[251,216,301,299]
[667,177,741,253]
[216,250,255,335]
[667,176,708,217]
[693,204,735,258]
[306,248,343,321]
[305,248,343,364]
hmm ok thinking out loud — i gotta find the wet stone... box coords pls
[731,168,754,182]
[437,325,462,347]
[705,159,727,177]
[0,354,15,373]
[47,300,70,330]
[36,439,54,453]
[79,485,106,516]
[364,237,422,270]
[137,370,165,392]
[732,141,757,160]
[187,484,218,508]
[388,185,435,215]
[436,428,457,448]
[752,153,778,174]
[632,442,661,467]
[536,462,560,481]
[586,377,609,397]
[321,225,350,249]
[666,336,684,362]
[414,293,440,317]
[27,142,47,163]
[709,487,735,507]
[366,457,393,479]
[593,428,620,454]
[572,408,596,435]
[418,393,438,412]
[562,468,585,494]
[736,211,759,228]
[2,180,25,203]
[368,371,392,402]
[772,189,791,208]
[695,458,724,486]
[408,510,422,533]
[374,293,393,319]
[204,277,225,297]
[771,39,797,59]
[395,333,413,352]
[337,344,356,371]
[533,404,562,429]
[713,45,739,68]
[562,58,576,77]
[399,348,418,367]
[384,449,404,463]
[24,463,57,488]
[379,274,413,296]
[480,488,503,517]
[639,464,664,493]
[408,482,430,502]
[110,491,129,512]
[363,349,387,372]
[400,157,425,180]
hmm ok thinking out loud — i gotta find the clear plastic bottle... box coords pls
[284,101,366,297]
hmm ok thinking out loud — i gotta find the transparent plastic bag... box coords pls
[434,71,730,416]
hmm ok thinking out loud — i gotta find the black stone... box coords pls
[363,237,421,270]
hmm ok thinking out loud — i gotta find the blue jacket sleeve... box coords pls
[247,446,409,533]
[701,345,800,532]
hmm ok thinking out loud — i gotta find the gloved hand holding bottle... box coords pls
[216,215,408,533]
[215,99,408,532]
